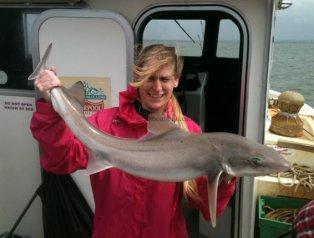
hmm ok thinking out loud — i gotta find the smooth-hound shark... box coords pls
[49,85,289,227]
[30,43,290,227]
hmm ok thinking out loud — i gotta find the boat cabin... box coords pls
[0,0,296,237]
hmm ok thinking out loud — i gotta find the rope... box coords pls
[272,163,314,192]
[264,205,300,223]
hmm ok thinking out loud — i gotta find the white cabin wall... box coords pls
[0,92,43,238]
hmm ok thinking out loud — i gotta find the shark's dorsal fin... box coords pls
[68,81,85,107]
[139,112,188,141]
[207,170,224,228]
[147,112,181,135]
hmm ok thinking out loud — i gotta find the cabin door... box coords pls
[32,9,134,211]
[134,5,249,238]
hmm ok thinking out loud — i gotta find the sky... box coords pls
[275,0,314,41]
[144,0,314,42]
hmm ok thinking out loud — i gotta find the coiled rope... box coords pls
[264,205,300,223]
[274,163,314,192]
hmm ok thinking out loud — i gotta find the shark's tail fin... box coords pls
[28,43,52,81]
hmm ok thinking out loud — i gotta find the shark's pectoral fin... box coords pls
[86,151,113,175]
[207,170,224,227]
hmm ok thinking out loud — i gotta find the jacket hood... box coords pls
[117,85,147,125]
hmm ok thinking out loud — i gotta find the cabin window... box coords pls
[136,8,248,134]
[0,5,82,91]
[142,19,205,56]
[0,9,44,90]
[216,19,240,58]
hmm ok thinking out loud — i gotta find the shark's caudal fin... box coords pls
[207,170,224,227]
[86,151,113,175]
[28,43,52,81]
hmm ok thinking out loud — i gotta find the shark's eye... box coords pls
[250,157,264,166]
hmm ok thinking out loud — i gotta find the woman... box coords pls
[31,44,236,238]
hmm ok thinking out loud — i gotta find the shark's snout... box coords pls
[278,159,291,172]
[267,155,291,174]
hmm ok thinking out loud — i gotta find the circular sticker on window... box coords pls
[0,70,8,85]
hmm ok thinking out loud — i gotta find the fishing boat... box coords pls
[256,90,314,199]
[0,0,309,237]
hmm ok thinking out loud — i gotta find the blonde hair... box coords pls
[131,44,201,203]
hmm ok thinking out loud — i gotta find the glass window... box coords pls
[0,9,44,90]
[143,19,205,56]
[23,13,38,59]
[216,19,240,58]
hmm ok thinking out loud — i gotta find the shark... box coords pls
[30,43,290,227]
[50,86,290,227]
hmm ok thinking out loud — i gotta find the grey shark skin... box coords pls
[49,86,290,227]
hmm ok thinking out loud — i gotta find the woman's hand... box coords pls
[34,66,61,102]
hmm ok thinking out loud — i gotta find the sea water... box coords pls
[270,41,314,107]
[145,40,313,107]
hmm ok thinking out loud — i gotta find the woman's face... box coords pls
[138,63,179,113]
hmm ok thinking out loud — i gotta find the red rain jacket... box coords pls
[30,85,236,238]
